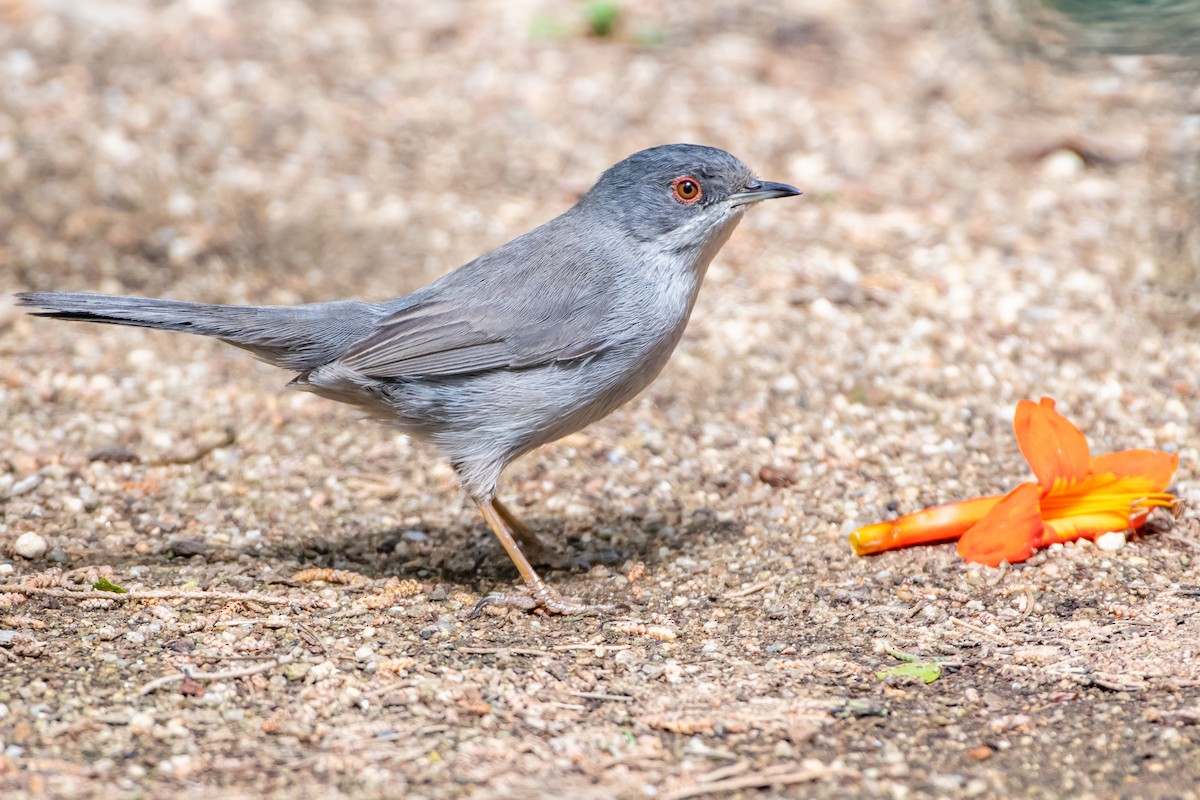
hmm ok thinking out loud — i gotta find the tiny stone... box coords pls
[10,474,41,497]
[284,663,312,682]
[758,464,796,488]
[162,720,189,739]
[931,773,966,791]
[168,539,211,557]
[1041,149,1085,179]
[308,660,337,682]
[613,649,638,669]
[129,712,155,734]
[12,532,47,560]
[1095,531,1126,552]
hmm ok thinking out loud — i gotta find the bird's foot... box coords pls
[469,584,619,618]
[510,532,570,570]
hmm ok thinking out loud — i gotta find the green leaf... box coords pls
[876,661,942,683]
[92,576,128,594]
[585,0,621,37]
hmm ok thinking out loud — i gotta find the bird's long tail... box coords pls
[15,291,380,372]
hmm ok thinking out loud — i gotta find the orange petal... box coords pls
[1039,509,1138,546]
[849,495,1004,555]
[957,482,1044,566]
[1013,398,1092,488]
[1090,449,1179,492]
[1039,469,1177,539]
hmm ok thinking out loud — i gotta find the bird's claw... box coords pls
[469,585,619,618]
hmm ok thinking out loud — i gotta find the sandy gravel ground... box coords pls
[2,1,1199,798]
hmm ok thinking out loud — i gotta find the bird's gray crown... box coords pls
[578,144,758,243]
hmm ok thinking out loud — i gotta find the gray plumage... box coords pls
[17,143,800,505]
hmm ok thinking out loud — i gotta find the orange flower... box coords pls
[850,398,1178,566]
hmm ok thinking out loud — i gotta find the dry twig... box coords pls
[145,427,237,466]
[950,616,1014,645]
[722,579,773,599]
[662,763,852,799]
[456,646,552,657]
[1016,586,1036,623]
[552,642,632,652]
[565,691,635,702]
[5,585,326,608]
[140,654,296,695]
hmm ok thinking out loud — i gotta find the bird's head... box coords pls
[579,143,801,252]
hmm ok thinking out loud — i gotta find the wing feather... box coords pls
[335,293,612,379]
[332,220,620,379]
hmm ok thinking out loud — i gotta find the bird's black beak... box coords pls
[729,180,803,207]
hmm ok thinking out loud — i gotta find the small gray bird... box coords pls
[17,143,800,615]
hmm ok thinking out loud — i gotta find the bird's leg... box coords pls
[469,496,615,617]
[490,497,564,567]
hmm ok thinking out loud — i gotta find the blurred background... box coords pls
[2,0,1196,306]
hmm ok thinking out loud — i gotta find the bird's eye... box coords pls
[671,176,702,204]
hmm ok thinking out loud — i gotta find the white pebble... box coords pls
[129,712,155,734]
[1040,149,1085,180]
[12,532,47,559]
[9,474,41,497]
[1094,531,1126,552]
[308,660,338,682]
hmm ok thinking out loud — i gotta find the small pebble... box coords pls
[930,773,966,791]
[1095,531,1126,552]
[12,532,47,560]
[129,712,155,734]
[9,474,41,498]
[308,660,338,682]
[1040,149,1085,179]
[284,663,312,682]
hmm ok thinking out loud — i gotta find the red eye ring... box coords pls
[671,176,702,204]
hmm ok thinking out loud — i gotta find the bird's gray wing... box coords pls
[334,285,612,379]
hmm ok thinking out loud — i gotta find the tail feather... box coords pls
[15,291,382,372]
